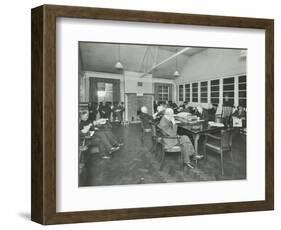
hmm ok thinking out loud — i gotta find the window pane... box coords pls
[239,91,247,98]
[238,75,247,107]
[211,98,219,104]
[211,80,219,85]
[211,86,219,91]
[211,92,219,97]
[239,83,246,90]
[223,84,234,91]
[179,85,184,101]
[223,91,234,98]
[239,99,247,107]
[192,83,198,88]
[201,92,207,98]
[185,84,190,102]
[223,77,234,84]
[201,97,207,103]
[201,81,207,87]
[239,75,247,83]
[193,97,198,102]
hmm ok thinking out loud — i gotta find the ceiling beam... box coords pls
[139,47,190,78]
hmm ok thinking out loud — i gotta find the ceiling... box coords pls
[79,42,205,79]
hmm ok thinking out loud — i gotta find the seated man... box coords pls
[158,108,203,169]
[139,106,154,130]
[153,104,165,124]
[232,105,246,128]
[207,104,218,122]
[80,111,122,159]
[194,106,209,121]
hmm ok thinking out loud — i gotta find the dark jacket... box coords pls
[139,112,154,129]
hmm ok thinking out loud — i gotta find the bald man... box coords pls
[138,106,154,129]
[158,108,203,169]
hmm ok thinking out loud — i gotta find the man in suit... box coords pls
[80,111,121,159]
[158,108,203,169]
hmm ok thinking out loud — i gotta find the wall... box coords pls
[84,70,175,101]
[84,70,175,120]
[176,48,246,83]
[0,0,280,230]
[175,48,246,108]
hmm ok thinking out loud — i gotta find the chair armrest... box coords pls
[205,133,221,140]
[161,135,180,139]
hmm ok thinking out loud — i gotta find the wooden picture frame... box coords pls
[31,4,274,225]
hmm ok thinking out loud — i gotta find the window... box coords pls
[223,77,235,105]
[179,85,184,102]
[211,79,219,104]
[192,83,198,102]
[238,75,247,107]
[185,84,190,102]
[158,85,169,101]
[200,81,208,103]
[97,82,113,103]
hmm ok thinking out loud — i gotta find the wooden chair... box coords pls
[204,129,233,175]
[151,125,163,157]
[79,137,88,176]
[159,135,184,171]
[140,121,153,143]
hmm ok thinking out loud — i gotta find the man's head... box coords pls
[224,93,229,101]
[196,106,203,114]
[164,108,174,121]
[80,111,89,121]
[212,103,218,109]
[238,105,243,111]
[140,106,148,114]
[157,105,165,113]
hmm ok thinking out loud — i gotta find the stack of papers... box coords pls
[208,121,224,127]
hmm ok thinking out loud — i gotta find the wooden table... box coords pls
[177,121,224,155]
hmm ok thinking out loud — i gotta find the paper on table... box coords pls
[208,121,224,127]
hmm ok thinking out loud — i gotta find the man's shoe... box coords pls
[109,146,120,154]
[101,155,111,160]
[111,146,120,151]
[184,162,195,169]
[193,154,204,160]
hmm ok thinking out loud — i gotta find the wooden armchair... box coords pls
[204,129,233,175]
[159,134,184,171]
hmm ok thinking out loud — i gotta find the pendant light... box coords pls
[115,45,124,69]
[173,49,180,77]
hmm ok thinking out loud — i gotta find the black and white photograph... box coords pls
[78,42,247,187]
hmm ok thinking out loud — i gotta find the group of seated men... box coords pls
[79,110,123,160]
[155,100,246,126]
[139,105,204,169]
[139,100,246,169]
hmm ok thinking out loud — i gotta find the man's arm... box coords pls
[158,118,174,136]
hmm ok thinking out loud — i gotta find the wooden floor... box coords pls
[79,124,246,187]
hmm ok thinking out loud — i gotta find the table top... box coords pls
[177,120,224,134]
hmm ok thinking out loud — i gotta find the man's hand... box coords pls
[94,118,108,125]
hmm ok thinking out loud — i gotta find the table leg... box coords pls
[192,134,200,154]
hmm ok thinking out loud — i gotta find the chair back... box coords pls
[221,129,232,149]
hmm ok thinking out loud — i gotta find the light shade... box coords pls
[173,70,180,76]
[115,61,124,69]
